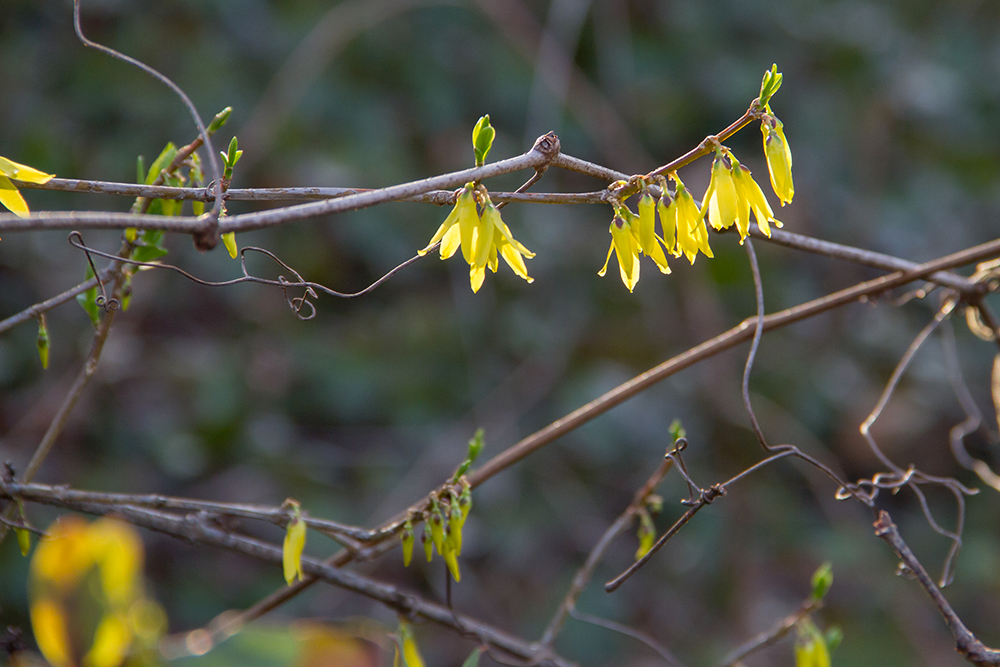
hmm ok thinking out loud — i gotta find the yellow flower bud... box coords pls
[283,506,307,585]
[598,213,640,292]
[762,118,794,205]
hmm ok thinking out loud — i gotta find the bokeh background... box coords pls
[2,1,1000,665]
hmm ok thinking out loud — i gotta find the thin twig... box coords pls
[717,598,823,667]
[874,511,1000,666]
[539,456,674,647]
[73,0,223,221]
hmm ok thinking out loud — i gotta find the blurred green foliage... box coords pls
[2,1,1000,665]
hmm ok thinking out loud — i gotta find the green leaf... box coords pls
[810,561,833,600]
[36,315,49,369]
[76,266,101,328]
[461,648,482,667]
[145,142,177,185]
[668,419,686,442]
[207,106,233,135]
[467,428,484,463]
[136,155,145,185]
[131,245,169,263]
[759,64,783,108]
[472,115,495,167]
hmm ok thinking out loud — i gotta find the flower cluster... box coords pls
[401,479,471,582]
[420,183,535,293]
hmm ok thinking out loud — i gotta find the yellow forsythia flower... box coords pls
[401,521,415,567]
[0,155,54,217]
[283,502,307,584]
[421,184,534,292]
[762,117,794,205]
[29,516,156,667]
[598,211,640,292]
[700,154,740,232]
[635,190,671,274]
[795,635,831,667]
[668,177,713,264]
[731,158,782,240]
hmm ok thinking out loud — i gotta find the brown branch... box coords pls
[0,485,576,667]
[873,511,1000,666]
[539,456,674,648]
[717,598,823,667]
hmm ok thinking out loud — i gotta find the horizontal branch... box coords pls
[0,133,561,234]
[15,177,607,206]
[3,483,574,667]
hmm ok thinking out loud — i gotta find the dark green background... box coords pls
[2,1,1000,665]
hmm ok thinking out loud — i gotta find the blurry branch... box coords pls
[73,0,223,219]
[605,444,796,592]
[0,480,389,545]
[941,321,1000,491]
[468,234,1000,490]
[0,265,115,335]
[0,483,577,667]
[567,609,684,667]
[717,598,823,667]
[0,254,126,545]
[874,511,1000,667]
[539,455,675,649]
[854,299,975,587]
[215,230,1000,625]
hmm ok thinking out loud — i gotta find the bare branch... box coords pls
[874,511,1000,666]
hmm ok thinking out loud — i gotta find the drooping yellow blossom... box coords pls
[401,521,415,567]
[29,516,162,667]
[762,116,794,205]
[283,501,307,585]
[700,153,740,232]
[656,188,678,257]
[598,211,640,292]
[731,157,782,240]
[668,177,714,264]
[0,155,54,217]
[635,189,671,274]
[421,184,534,292]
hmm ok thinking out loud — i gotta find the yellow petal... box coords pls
[84,612,132,667]
[763,120,794,205]
[439,223,461,259]
[457,186,479,264]
[0,156,54,184]
[499,237,533,283]
[283,516,307,585]
[0,174,30,217]
[703,156,739,231]
[30,598,73,667]
[657,195,679,256]
[611,217,639,291]
[221,232,238,258]
[420,203,460,256]
[637,192,657,255]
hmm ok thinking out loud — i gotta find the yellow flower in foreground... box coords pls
[0,155,54,217]
[30,516,157,667]
[395,621,425,667]
[598,211,640,292]
[762,116,794,205]
[700,153,739,232]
